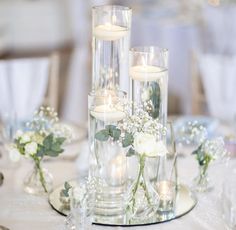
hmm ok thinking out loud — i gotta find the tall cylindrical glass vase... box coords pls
[92,5,132,93]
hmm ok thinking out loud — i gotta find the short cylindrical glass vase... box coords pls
[130,46,168,125]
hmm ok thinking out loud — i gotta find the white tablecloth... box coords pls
[0,143,233,230]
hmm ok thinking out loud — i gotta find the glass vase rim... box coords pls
[92,5,132,12]
[130,46,168,54]
[89,89,127,98]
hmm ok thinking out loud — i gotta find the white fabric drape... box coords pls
[0,58,49,122]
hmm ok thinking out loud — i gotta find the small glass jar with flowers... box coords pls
[11,107,71,195]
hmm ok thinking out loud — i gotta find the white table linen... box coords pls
[0,141,232,230]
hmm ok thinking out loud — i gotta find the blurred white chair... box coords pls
[0,53,61,142]
[191,52,207,115]
[0,58,49,122]
[198,54,236,123]
[192,3,236,121]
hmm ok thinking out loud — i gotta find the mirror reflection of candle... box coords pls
[106,153,126,186]
[90,93,125,122]
[157,181,174,200]
[156,180,175,212]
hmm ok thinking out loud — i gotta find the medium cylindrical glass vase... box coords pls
[92,5,132,93]
[88,90,128,224]
[130,46,168,125]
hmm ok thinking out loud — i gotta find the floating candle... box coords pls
[93,24,128,41]
[91,104,125,122]
[129,65,166,81]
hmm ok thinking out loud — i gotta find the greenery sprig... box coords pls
[60,181,72,198]
[95,125,135,156]
[192,137,227,179]
[11,106,70,193]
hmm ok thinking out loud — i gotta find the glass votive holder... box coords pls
[156,180,176,220]
[69,183,93,230]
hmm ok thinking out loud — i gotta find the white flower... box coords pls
[141,89,150,102]
[15,130,23,140]
[9,147,21,162]
[24,142,38,157]
[20,133,31,144]
[52,123,72,143]
[133,132,168,157]
[203,137,226,159]
[31,133,44,145]
[155,141,169,157]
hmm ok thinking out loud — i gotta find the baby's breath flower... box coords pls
[52,123,73,143]
[202,137,226,160]
[27,106,59,134]
[118,101,166,141]
[177,121,208,145]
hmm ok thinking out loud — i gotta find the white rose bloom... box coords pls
[133,132,163,157]
[25,142,38,157]
[15,130,23,139]
[9,148,21,162]
[20,133,31,144]
[134,132,168,157]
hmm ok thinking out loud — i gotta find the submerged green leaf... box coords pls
[126,148,135,157]
[122,132,134,147]
[60,181,72,197]
[111,128,121,141]
[95,129,109,141]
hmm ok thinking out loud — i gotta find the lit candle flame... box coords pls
[112,14,117,24]
[108,94,113,108]
[141,56,147,68]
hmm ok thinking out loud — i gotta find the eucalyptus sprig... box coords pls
[95,125,135,156]
[60,181,72,198]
